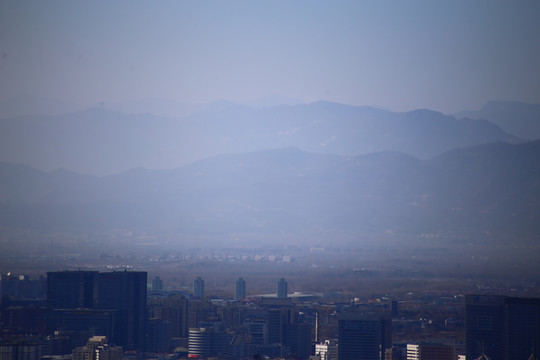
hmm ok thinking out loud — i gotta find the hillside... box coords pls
[1,141,539,241]
[0,102,516,175]
[456,101,540,140]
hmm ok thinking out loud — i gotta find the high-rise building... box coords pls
[338,313,392,360]
[146,318,171,353]
[466,295,505,360]
[72,336,122,360]
[466,294,540,360]
[1,306,47,336]
[407,344,420,360]
[189,323,232,359]
[193,277,204,299]
[277,278,288,299]
[148,293,189,339]
[235,277,246,300]
[406,343,455,360]
[46,271,99,337]
[151,276,163,291]
[1,274,45,300]
[164,294,189,338]
[188,298,214,329]
[505,297,540,360]
[0,337,44,360]
[49,308,117,343]
[189,327,213,358]
[218,301,242,331]
[47,271,98,310]
[316,340,339,360]
[97,271,147,351]
[268,308,289,344]
[284,322,312,359]
[249,320,268,345]
[47,271,147,352]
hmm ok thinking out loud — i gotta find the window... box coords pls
[477,315,492,330]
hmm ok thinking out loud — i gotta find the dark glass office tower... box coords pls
[46,271,99,337]
[466,294,540,360]
[338,313,392,360]
[267,308,287,344]
[47,271,98,310]
[505,297,540,360]
[97,271,147,351]
[466,295,506,360]
[284,322,312,359]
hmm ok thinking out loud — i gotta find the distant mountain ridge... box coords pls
[455,100,540,140]
[0,101,517,175]
[1,141,539,241]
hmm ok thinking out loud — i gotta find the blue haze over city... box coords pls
[1,2,540,359]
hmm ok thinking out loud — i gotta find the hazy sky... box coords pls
[1,1,539,113]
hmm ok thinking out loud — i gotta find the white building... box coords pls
[407,344,420,360]
[315,340,338,360]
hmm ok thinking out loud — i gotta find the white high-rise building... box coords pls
[407,344,420,360]
[315,340,338,360]
[407,343,455,360]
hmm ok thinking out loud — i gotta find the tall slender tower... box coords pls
[277,278,288,299]
[193,277,204,299]
[235,277,246,300]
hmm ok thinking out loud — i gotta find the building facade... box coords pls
[97,271,147,351]
[235,277,246,300]
[316,340,339,360]
[466,294,540,360]
[193,277,204,299]
[277,278,288,299]
[338,313,392,360]
[406,343,455,360]
[72,336,122,360]
[47,271,147,352]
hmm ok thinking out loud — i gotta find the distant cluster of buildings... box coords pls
[143,253,293,263]
[1,271,539,360]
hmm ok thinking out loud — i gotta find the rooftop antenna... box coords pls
[315,312,319,343]
[475,340,492,360]
[528,347,536,360]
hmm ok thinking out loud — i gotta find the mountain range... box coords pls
[0,101,520,175]
[456,100,540,140]
[1,140,539,242]
[1,96,539,244]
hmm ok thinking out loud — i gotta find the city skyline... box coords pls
[2,268,540,359]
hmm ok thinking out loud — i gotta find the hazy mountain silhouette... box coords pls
[456,101,540,140]
[1,140,539,241]
[0,101,517,175]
